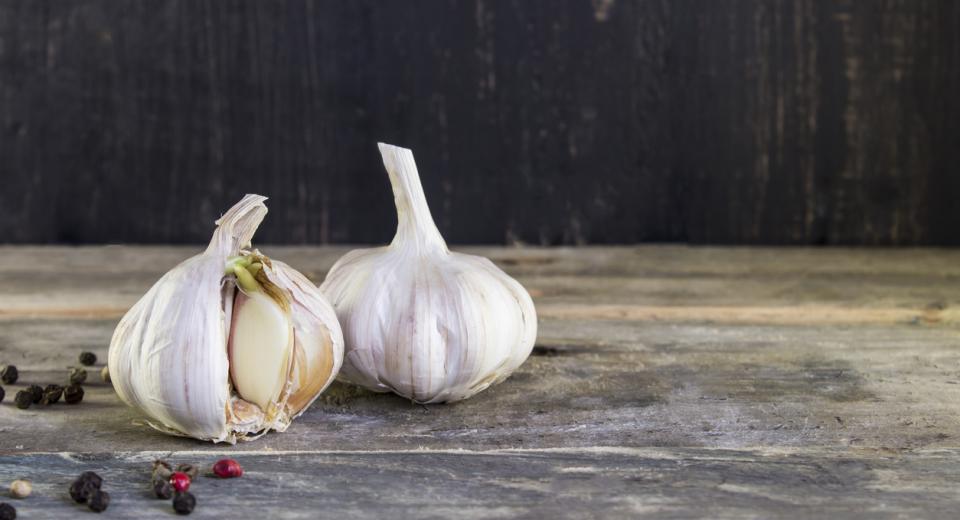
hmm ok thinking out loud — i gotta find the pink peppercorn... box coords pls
[169,472,191,492]
[212,459,243,478]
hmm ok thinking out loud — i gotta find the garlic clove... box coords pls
[320,144,537,403]
[228,290,293,412]
[109,195,343,442]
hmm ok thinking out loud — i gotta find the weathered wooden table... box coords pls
[1,246,959,518]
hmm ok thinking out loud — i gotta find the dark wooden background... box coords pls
[1,0,957,245]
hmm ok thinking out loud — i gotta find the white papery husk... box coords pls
[321,144,537,403]
[108,195,343,443]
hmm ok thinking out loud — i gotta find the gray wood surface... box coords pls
[1,245,959,518]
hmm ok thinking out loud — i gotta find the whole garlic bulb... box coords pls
[320,143,537,403]
[109,195,343,443]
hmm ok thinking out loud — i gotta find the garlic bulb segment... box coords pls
[320,143,538,403]
[228,287,293,412]
[108,195,343,443]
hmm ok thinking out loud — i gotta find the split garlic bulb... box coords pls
[320,143,537,403]
[109,195,343,443]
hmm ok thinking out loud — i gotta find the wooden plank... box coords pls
[1,247,959,453]
[1,246,960,517]
[4,245,960,318]
[1,317,958,453]
[1,448,959,519]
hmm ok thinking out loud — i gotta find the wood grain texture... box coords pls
[1,246,960,517]
[1,1,958,245]
[2,449,960,519]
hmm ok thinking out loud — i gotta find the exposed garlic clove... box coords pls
[320,143,537,403]
[228,290,293,412]
[109,195,343,443]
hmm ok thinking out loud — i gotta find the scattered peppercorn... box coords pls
[79,352,97,366]
[69,471,103,503]
[87,489,110,513]
[100,366,110,383]
[14,391,31,410]
[9,480,31,499]
[41,384,63,405]
[169,472,191,493]
[68,367,87,386]
[0,386,4,404]
[69,479,95,503]
[0,365,17,385]
[152,478,173,499]
[64,384,84,404]
[78,471,103,488]
[172,491,196,515]
[212,458,243,478]
[26,385,43,404]
[175,463,199,479]
[0,502,15,520]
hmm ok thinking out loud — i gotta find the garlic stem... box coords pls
[207,195,268,255]
[379,142,448,254]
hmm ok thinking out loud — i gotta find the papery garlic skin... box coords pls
[110,252,232,440]
[321,143,537,403]
[271,260,344,413]
[109,195,343,443]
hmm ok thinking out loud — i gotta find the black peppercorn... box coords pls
[69,471,103,503]
[79,471,103,488]
[14,390,31,410]
[152,478,173,499]
[0,502,15,520]
[26,384,43,403]
[87,489,110,513]
[0,365,17,385]
[172,491,196,515]
[79,352,97,366]
[69,479,95,503]
[64,384,84,404]
[41,384,63,405]
[0,386,4,404]
[68,367,87,385]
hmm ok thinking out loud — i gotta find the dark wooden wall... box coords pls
[1,1,958,245]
